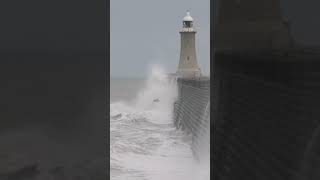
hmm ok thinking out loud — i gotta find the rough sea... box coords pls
[110,66,209,180]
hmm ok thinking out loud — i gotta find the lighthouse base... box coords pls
[176,69,201,78]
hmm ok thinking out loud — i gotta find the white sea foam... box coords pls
[110,64,209,180]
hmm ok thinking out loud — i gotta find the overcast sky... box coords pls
[111,0,210,78]
[111,0,320,78]
[280,0,320,47]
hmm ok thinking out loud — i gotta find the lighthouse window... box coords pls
[183,21,192,28]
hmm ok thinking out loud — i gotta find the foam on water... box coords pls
[110,65,209,180]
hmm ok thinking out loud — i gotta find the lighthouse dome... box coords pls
[183,11,193,21]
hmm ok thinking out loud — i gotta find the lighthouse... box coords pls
[177,11,201,78]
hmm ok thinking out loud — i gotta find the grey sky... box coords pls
[280,0,320,46]
[111,0,320,78]
[111,0,210,78]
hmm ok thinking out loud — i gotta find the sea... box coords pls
[110,65,209,180]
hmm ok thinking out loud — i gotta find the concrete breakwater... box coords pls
[173,77,210,160]
[212,52,320,180]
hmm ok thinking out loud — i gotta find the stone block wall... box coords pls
[173,77,210,160]
[212,52,320,180]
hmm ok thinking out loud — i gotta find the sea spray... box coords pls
[193,102,210,161]
[110,64,208,180]
[134,64,178,124]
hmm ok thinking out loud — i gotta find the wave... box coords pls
[110,64,208,180]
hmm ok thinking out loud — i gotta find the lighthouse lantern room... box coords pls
[177,11,201,78]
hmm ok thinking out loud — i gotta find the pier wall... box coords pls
[173,77,210,160]
[212,52,320,180]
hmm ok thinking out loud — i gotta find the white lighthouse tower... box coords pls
[177,11,201,78]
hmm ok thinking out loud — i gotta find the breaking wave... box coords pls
[110,65,209,180]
